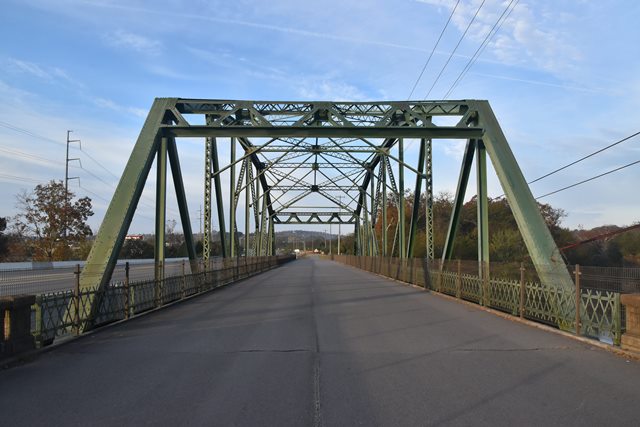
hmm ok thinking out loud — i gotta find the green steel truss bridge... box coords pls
[79,98,574,323]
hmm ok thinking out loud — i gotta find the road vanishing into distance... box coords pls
[2,257,640,425]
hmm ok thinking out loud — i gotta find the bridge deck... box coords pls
[2,257,639,425]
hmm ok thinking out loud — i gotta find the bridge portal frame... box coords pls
[78,98,574,330]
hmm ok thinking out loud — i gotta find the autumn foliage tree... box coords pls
[13,180,93,261]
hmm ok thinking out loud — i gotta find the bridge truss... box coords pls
[80,98,574,318]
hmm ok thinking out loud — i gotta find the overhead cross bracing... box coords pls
[78,98,576,332]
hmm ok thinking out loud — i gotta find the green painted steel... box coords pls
[473,101,574,323]
[332,255,622,347]
[80,98,174,294]
[398,138,406,259]
[154,136,167,287]
[407,138,426,257]
[211,138,228,258]
[425,139,434,260]
[79,98,573,326]
[442,139,476,262]
[230,138,236,257]
[476,141,489,279]
[167,138,198,272]
[203,137,212,264]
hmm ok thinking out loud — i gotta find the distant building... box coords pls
[125,234,144,241]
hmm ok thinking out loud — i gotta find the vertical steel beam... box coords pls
[255,176,262,255]
[382,155,387,256]
[398,138,406,258]
[476,140,489,277]
[442,140,476,263]
[211,138,227,258]
[155,137,167,284]
[474,101,573,293]
[407,138,426,257]
[362,188,370,256]
[80,98,173,293]
[245,159,250,257]
[268,216,275,256]
[229,137,236,257]
[354,218,360,255]
[259,191,267,256]
[370,171,377,256]
[203,137,212,265]
[167,137,198,272]
[425,139,434,260]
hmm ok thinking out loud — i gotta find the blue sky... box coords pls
[0,0,639,235]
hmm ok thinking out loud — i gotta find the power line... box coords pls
[529,130,640,185]
[0,173,44,184]
[536,158,640,199]
[443,0,519,99]
[0,120,63,146]
[407,0,461,100]
[78,184,155,221]
[424,0,486,99]
[75,145,121,181]
[0,146,65,167]
[492,130,640,200]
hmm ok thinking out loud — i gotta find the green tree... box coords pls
[13,180,93,261]
[119,238,154,259]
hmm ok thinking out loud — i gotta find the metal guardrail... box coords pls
[0,259,228,297]
[329,255,624,346]
[30,255,295,347]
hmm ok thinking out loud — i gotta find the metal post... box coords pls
[408,137,426,257]
[181,260,186,299]
[575,264,581,335]
[425,138,434,260]
[456,259,461,299]
[74,264,81,335]
[245,160,250,257]
[65,130,80,239]
[255,174,262,255]
[124,262,130,319]
[370,169,376,255]
[398,138,406,259]
[382,155,387,256]
[519,262,525,319]
[155,137,168,306]
[204,136,212,265]
[211,137,227,258]
[230,137,236,257]
[338,195,342,255]
[476,140,489,282]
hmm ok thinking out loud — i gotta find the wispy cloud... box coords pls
[93,97,147,118]
[469,72,605,94]
[103,30,162,55]
[3,57,79,85]
[296,80,369,102]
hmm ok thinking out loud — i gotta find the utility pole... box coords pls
[65,130,81,238]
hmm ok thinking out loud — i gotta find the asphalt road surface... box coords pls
[2,256,640,426]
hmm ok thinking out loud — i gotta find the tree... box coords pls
[0,217,8,260]
[13,180,93,261]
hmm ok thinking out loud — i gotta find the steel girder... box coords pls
[79,98,573,330]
